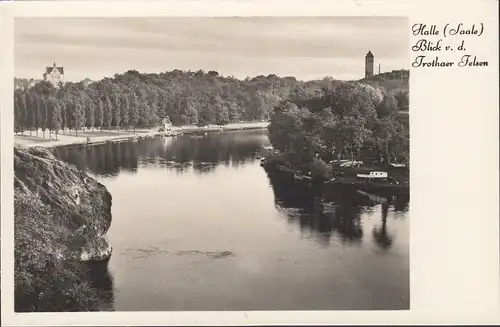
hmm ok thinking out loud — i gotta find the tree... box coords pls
[50,98,62,140]
[121,94,130,130]
[268,101,314,164]
[148,94,159,130]
[45,97,54,140]
[73,95,85,136]
[13,68,407,162]
[14,95,21,133]
[104,95,113,131]
[24,92,35,135]
[113,94,121,132]
[33,93,42,136]
[65,94,74,134]
[95,99,104,131]
[268,76,408,172]
[60,99,67,132]
[85,96,95,131]
[39,97,48,138]
[376,94,398,118]
[139,102,150,129]
[14,92,28,134]
[129,93,139,132]
[394,90,409,108]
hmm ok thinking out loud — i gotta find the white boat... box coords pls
[389,163,406,168]
[337,160,363,168]
[263,145,274,150]
[356,171,388,179]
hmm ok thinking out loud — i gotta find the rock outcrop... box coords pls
[14,146,113,262]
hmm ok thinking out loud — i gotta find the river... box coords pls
[53,129,409,311]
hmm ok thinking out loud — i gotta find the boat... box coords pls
[325,177,336,183]
[293,171,312,182]
[276,165,295,173]
[263,145,274,150]
[331,160,363,168]
[356,171,388,180]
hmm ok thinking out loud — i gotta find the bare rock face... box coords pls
[14,146,113,262]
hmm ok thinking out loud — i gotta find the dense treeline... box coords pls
[268,70,410,173]
[14,69,408,139]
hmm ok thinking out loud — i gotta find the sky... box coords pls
[14,17,409,82]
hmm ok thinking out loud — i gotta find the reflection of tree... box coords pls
[393,194,410,213]
[372,201,394,250]
[267,169,365,246]
[84,262,115,311]
[51,130,266,177]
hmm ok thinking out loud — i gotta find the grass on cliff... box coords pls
[358,69,409,93]
[15,192,101,312]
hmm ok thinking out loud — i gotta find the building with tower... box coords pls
[43,62,65,87]
[365,50,374,78]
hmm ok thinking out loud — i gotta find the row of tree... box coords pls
[268,72,410,170]
[14,69,409,139]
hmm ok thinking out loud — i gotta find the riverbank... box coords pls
[14,121,270,149]
[260,154,409,196]
[14,146,113,311]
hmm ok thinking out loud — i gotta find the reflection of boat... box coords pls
[321,202,337,214]
[356,190,388,204]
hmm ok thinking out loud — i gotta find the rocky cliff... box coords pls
[14,146,113,262]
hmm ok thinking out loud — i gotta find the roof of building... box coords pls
[45,63,64,75]
[366,50,374,57]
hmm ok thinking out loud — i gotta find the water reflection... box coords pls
[265,169,409,250]
[85,261,115,311]
[15,260,115,312]
[372,202,393,250]
[51,129,409,310]
[52,131,268,177]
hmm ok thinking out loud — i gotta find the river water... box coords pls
[53,129,409,311]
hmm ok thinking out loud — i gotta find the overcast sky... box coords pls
[14,17,409,82]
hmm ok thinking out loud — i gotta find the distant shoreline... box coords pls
[14,121,270,150]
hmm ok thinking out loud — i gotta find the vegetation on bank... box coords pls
[15,192,101,311]
[14,146,113,312]
[267,71,409,177]
[13,69,408,139]
[14,70,319,137]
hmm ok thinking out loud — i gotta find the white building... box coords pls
[43,62,65,87]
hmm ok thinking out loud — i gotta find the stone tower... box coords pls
[365,50,374,78]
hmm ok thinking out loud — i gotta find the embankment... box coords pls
[14,146,113,311]
[18,121,270,150]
